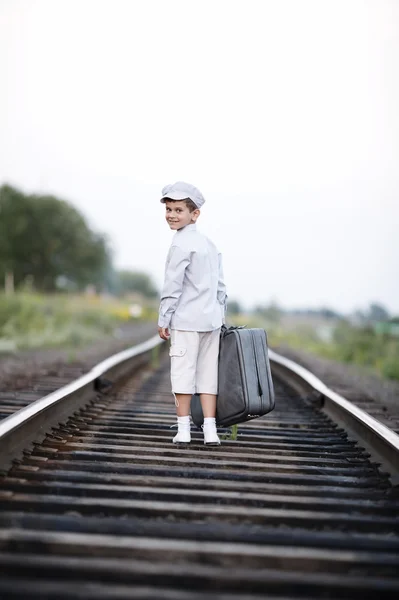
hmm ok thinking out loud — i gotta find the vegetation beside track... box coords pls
[0,292,157,352]
[271,322,399,381]
[0,184,160,353]
[232,312,399,382]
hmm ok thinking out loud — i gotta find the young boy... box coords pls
[158,181,227,445]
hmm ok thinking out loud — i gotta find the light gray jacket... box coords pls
[158,224,227,331]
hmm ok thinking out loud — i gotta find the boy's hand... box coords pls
[158,326,170,340]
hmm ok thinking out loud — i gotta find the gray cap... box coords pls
[160,181,205,209]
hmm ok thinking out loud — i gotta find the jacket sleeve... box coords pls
[217,252,228,322]
[158,245,191,328]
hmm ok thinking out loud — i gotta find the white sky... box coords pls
[1,0,398,313]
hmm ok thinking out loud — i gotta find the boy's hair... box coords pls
[166,198,198,213]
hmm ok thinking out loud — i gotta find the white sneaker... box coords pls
[203,419,221,445]
[172,417,191,444]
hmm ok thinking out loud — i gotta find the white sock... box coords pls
[177,416,190,424]
[203,417,216,427]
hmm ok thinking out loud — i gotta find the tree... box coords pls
[0,185,33,287]
[0,184,111,291]
[227,299,242,315]
[367,303,390,323]
[116,270,158,298]
[253,302,283,323]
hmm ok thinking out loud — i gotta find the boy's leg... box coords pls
[196,328,220,410]
[174,394,192,417]
[197,329,221,445]
[169,330,199,443]
[170,330,199,413]
[199,394,217,418]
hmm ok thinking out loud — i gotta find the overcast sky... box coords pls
[1,0,398,313]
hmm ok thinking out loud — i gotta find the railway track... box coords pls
[0,335,399,598]
[0,323,155,421]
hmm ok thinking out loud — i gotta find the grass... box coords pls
[221,424,239,441]
[280,322,399,381]
[232,313,399,382]
[0,292,155,352]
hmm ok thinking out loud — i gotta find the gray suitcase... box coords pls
[191,326,275,428]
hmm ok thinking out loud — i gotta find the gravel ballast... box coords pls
[274,344,399,428]
[1,327,398,433]
[0,322,157,393]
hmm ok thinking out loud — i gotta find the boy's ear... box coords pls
[191,209,200,222]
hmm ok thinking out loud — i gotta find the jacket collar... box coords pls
[177,223,197,233]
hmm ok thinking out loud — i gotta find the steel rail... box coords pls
[1,333,399,484]
[1,355,398,598]
[269,349,399,482]
[0,334,163,474]
[1,336,399,598]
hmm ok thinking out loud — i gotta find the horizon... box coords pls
[1,0,398,314]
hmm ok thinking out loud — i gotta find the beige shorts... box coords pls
[169,328,221,395]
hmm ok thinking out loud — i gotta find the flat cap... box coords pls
[160,181,205,209]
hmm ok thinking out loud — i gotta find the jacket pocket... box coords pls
[169,345,187,357]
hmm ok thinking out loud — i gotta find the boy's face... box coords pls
[164,200,200,230]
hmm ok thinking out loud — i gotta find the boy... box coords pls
[158,181,227,445]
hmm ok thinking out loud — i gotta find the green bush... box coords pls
[0,292,144,351]
[329,322,399,380]
[248,314,399,382]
